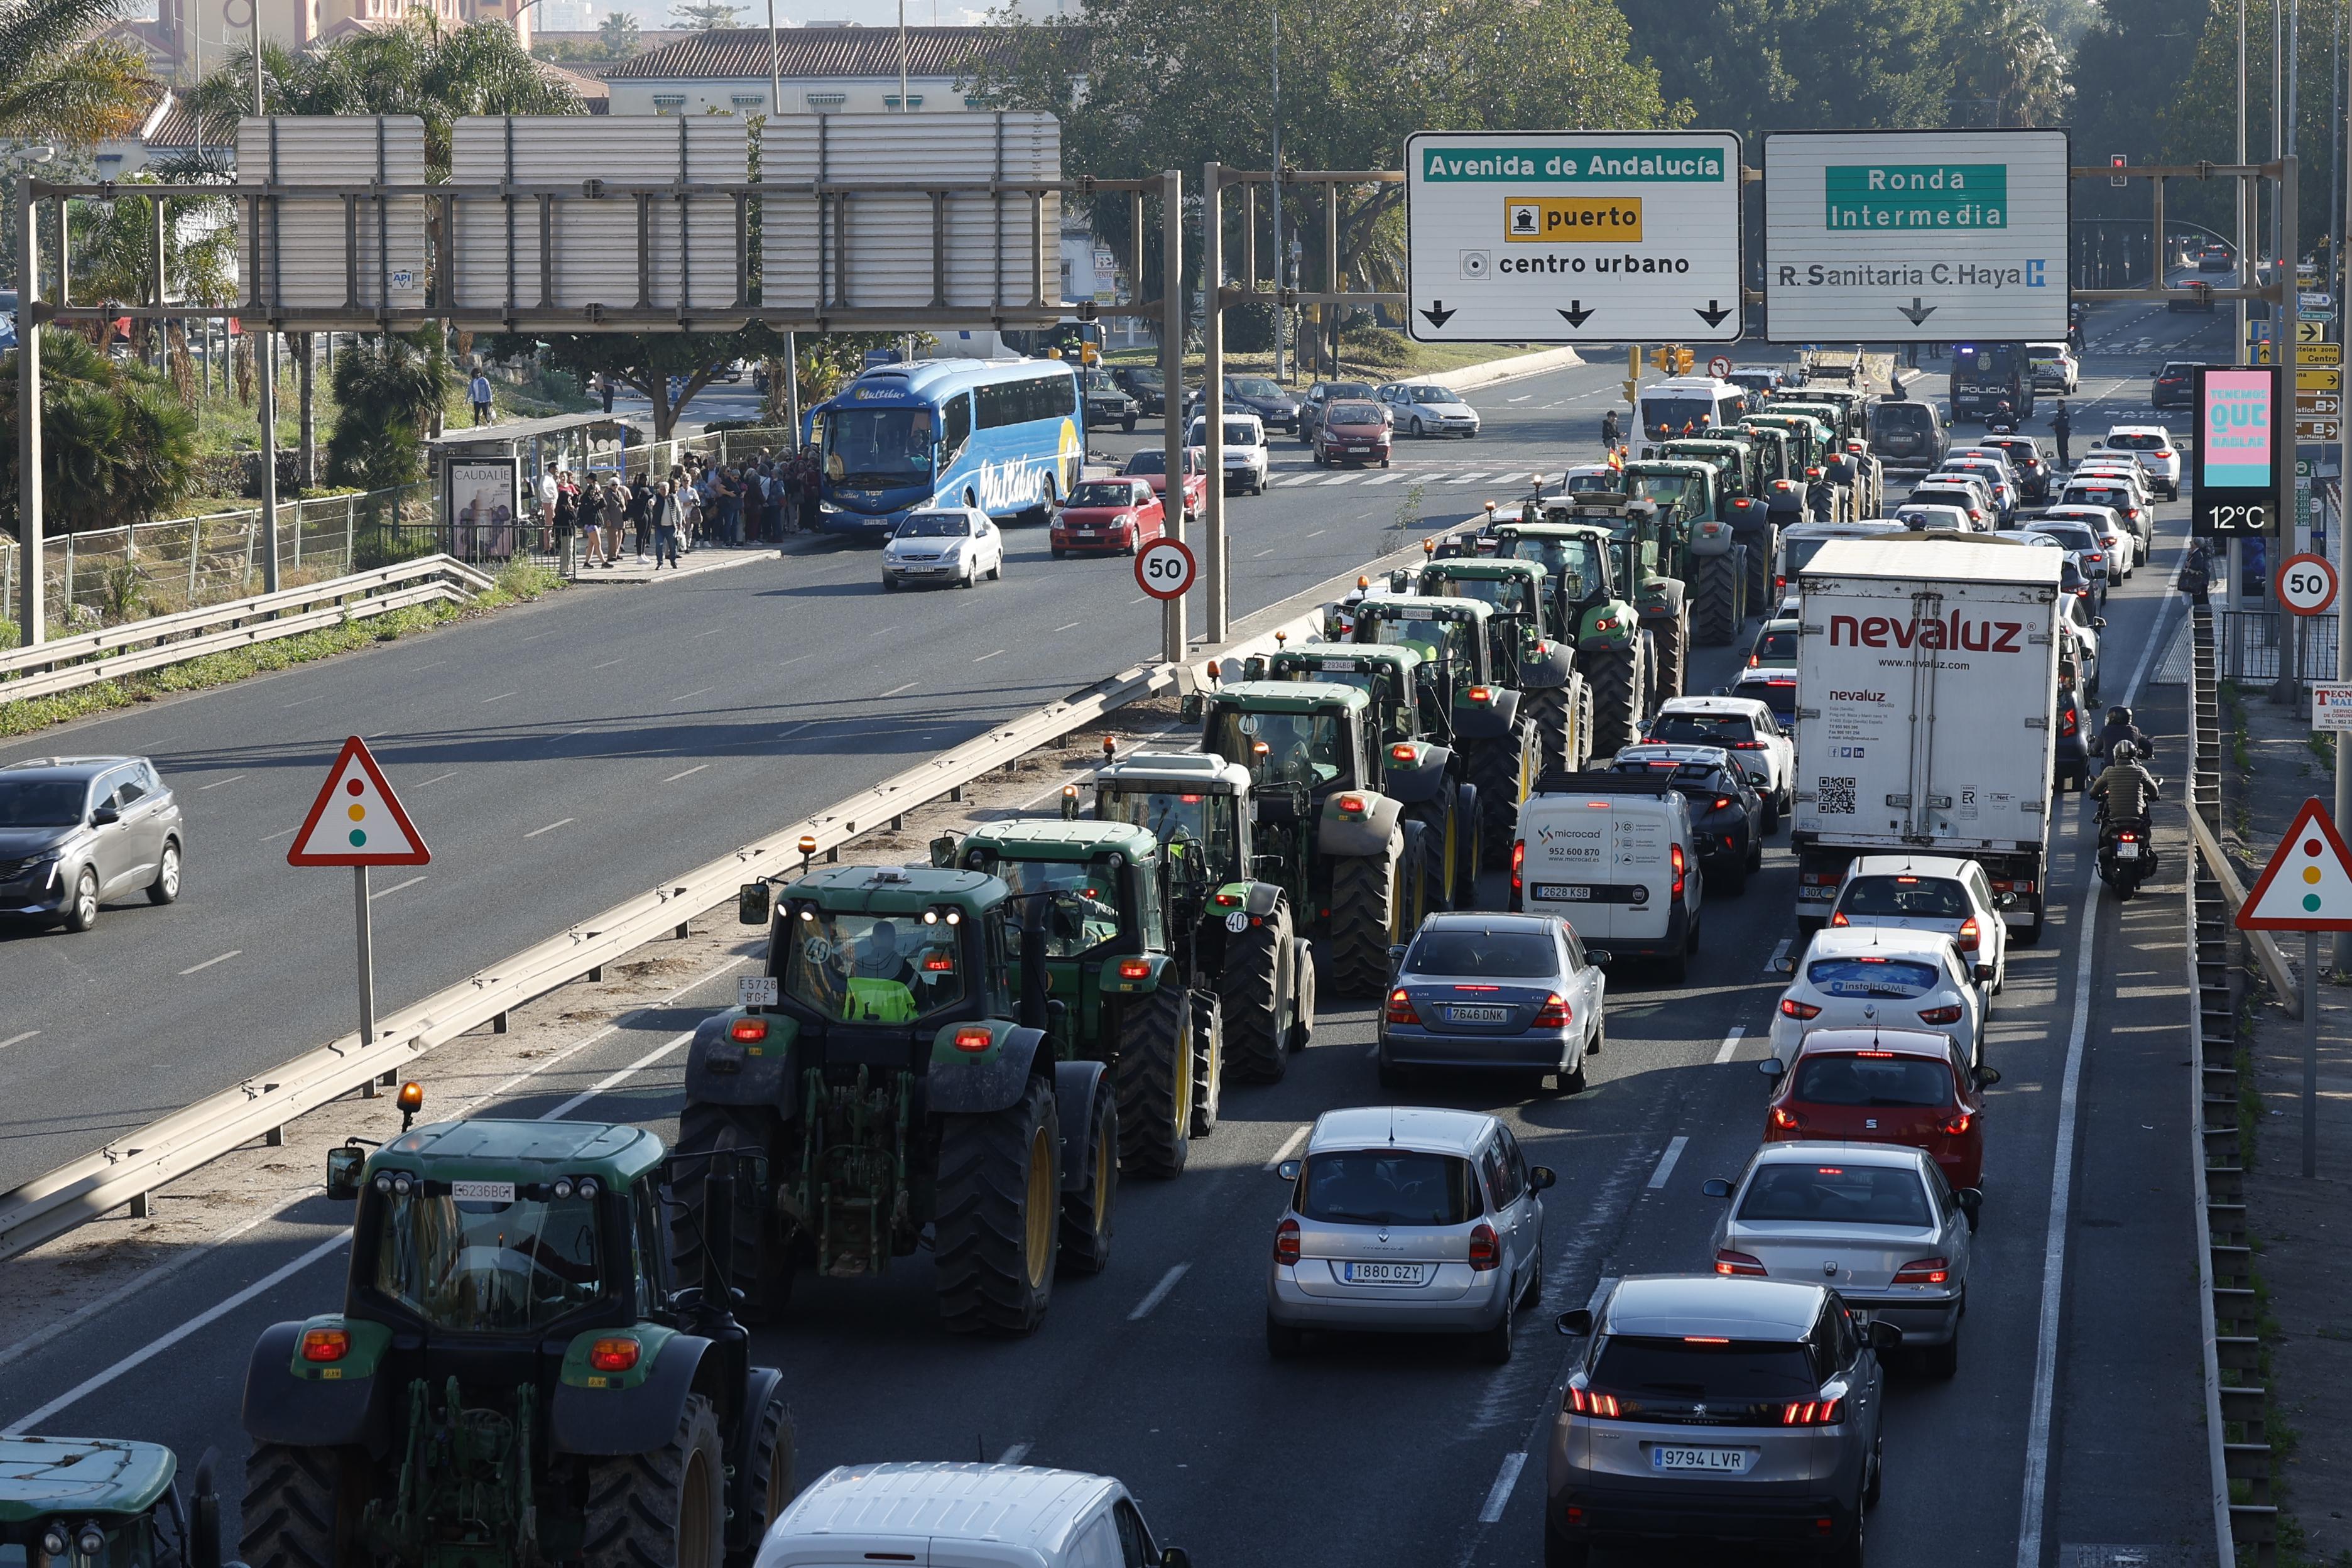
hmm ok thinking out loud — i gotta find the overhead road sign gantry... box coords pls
[1405,130,1745,344]
[1763,128,2071,342]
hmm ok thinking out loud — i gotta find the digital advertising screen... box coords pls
[2193,364,2284,536]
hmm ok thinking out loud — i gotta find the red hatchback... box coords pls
[1052,476,1163,557]
[1760,1026,1995,1189]
[1315,400,1392,467]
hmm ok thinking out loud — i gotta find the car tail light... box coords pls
[1275,1219,1300,1265]
[1386,988,1421,1025]
[589,1337,641,1373]
[2156,449,2173,459]
[1730,740,1765,749]
[1829,910,1850,927]
[300,1329,350,1363]
[1769,1106,1803,1130]
[1942,1112,1974,1136]
[1712,797,1733,813]
[729,1017,768,1043]
[1917,1004,1964,1026]
[952,1026,993,1053]
[1670,842,1686,898]
[1780,1398,1844,1426]
[1893,1258,1950,1286]
[1468,1223,1501,1271]
[2086,552,2103,564]
[1957,916,1981,952]
[1748,654,1760,667]
[1714,1249,1768,1277]
[1511,840,1525,894]
[2061,705,2078,736]
[1780,998,1822,1020]
[1118,959,1153,980]
[1532,993,1572,1028]
[1565,1383,1624,1418]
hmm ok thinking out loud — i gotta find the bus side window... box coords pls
[940,393,972,466]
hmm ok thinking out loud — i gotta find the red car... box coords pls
[1119,447,1209,523]
[1315,400,1391,467]
[1761,1026,1995,1188]
[1052,476,1164,557]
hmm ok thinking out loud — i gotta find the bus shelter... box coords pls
[429,411,636,562]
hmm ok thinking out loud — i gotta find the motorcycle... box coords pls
[2096,798,2159,900]
[1985,401,2021,437]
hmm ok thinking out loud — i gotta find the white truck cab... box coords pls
[755,1462,1191,1568]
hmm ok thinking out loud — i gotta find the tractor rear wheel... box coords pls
[1059,1075,1118,1274]
[1189,991,1222,1134]
[1288,939,1316,1051]
[1454,784,1484,896]
[1115,984,1191,1180]
[583,1394,726,1568]
[1327,835,1406,996]
[1647,601,1690,703]
[1690,551,1743,647]
[1574,682,1595,771]
[1464,729,1530,869]
[936,1074,1062,1334]
[1585,644,1643,761]
[668,1102,795,1322]
[1523,685,1573,776]
[240,1444,361,1568]
[1220,913,1292,1083]
[1745,523,1779,607]
[1403,797,1459,912]
[731,1386,797,1566]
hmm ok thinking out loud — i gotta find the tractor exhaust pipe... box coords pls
[1018,897,1050,1031]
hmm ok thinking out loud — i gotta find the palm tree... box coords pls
[1,330,200,537]
[596,10,641,58]
[1956,0,2071,127]
[0,0,148,146]
[324,332,451,491]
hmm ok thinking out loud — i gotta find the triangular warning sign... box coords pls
[287,736,430,868]
[2238,798,2352,930]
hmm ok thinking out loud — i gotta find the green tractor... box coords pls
[670,863,1124,1334]
[1092,749,1316,1083]
[1185,678,1435,996]
[1488,517,1649,760]
[1537,493,1694,708]
[242,1113,797,1568]
[1415,554,1592,776]
[3,1438,238,1568]
[1617,459,1751,653]
[934,819,1218,1180]
[1768,392,1883,516]
[1254,639,1484,910]
[1339,594,1537,868]
[1742,410,1847,522]
[1657,434,1777,634]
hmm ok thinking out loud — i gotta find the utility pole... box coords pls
[897,0,909,113]
[253,19,280,594]
[2338,54,2352,971]
[768,0,797,456]
[16,177,44,647]
[1269,10,1284,383]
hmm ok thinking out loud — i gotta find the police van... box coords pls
[1511,772,1705,981]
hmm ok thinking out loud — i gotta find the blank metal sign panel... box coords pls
[1404,130,1744,344]
[237,116,429,325]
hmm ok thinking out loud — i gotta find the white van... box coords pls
[754,1462,1192,1568]
[1186,411,1271,494]
[1512,772,1704,979]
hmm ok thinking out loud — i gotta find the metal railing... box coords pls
[2212,608,2338,689]
[2186,604,2277,1565]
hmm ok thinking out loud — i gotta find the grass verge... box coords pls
[0,562,561,741]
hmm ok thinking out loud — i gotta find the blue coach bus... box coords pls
[807,357,1085,539]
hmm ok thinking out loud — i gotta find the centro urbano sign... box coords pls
[2192,363,2284,536]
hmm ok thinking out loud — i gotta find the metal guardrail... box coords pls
[0,541,1425,1263]
[0,556,496,704]
[2186,604,2277,1565]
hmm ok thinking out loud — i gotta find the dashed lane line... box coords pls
[1127,1262,1192,1321]
[367,875,427,900]
[1265,1126,1309,1170]
[661,765,709,783]
[1477,1452,1528,1525]
[196,775,244,791]
[0,1032,36,1050]
[1645,1136,1688,1190]
[1713,1025,1747,1065]
[176,950,240,976]
[523,817,574,838]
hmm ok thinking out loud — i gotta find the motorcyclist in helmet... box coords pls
[2089,738,2161,829]
[2091,704,2153,770]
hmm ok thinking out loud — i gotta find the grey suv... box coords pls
[0,756,184,931]
[1547,1274,1894,1567]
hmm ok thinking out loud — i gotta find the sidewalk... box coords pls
[561,535,836,585]
[2218,678,2352,1564]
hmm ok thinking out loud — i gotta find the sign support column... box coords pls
[2339,85,2352,971]
[15,177,43,648]
[1160,170,1186,664]
[289,736,431,1078]
[1203,161,1228,643]
[2277,155,2302,704]
[354,864,378,1091]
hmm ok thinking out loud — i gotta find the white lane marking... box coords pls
[879,681,917,697]
[661,765,708,783]
[1129,595,1150,605]
[1266,1126,1309,1169]
[415,772,458,788]
[1305,528,1327,538]
[1127,1262,1192,1321]
[523,817,574,838]
[667,687,714,705]
[177,950,241,976]
[197,774,244,791]
[592,657,626,670]
[974,650,1005,663]
[259,827,298,843]
[1477,1452,1528,1524]
[280,694,327,709]
[1763,937,1790,976]
[0,1031,36,1050]
[1252,548,1275,558]
[368,875,427,900]
[542,1028,695,1121]
[996,1442,1032,1465]
[1052,621,1082,633]
[1507,395,1534,404]
[1646,1136,1688,1190]
[776,653,813,668]
[2014,586,2171,1568]
[481,690,519,704]
[696,626,724,638]
[1713,1026,1746,1065]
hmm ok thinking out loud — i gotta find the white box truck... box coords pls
[1790,538,2064,943]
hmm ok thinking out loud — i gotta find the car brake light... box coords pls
[1566,1384,1624,1418]
[301,1329,350,1363]
[1780,998,1822,1020]
[1469,1223,1501,1271]
[1780,1398,1844,1426]
[1957,916,1980,952]
[1917,1004,1964,1025]
[1511,840,1525,894]
[1532,993,1572,1028]
[2156,449,2172,458]
[952,1026,993,1053]
[1386,988,1420,1025]
[1275,1218,1300,1265]
[1942,1112,1974,1136]
[1769,1106,1802,1130]
[1670,842,1685,898]
[1892,1258,1950,1285]
[589,1337,641,1373]
[1714,1249,1768,1277]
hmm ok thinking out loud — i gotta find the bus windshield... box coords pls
[1640,397,1724,438]
[824,406,935,487]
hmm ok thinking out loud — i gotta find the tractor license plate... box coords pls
[1344,1261,1430,1284]
[1532,884,1592,901]
[2115,842,2141,859]
[1445,1005,1511,1023]
[450,1180,516,1203]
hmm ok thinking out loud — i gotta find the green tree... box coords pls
[670,1,743,28]
[324,332,452,489]
[597,9,643,57]
[0,332,200,537]
[0,0,149,146]
[2154,0,2338,258]
[1622,0,1969,144]
[1951,0,2069,127]
[509,332,750,445]
[2067,0,2209,219]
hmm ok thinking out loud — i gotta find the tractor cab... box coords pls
[1491,521,1623,624]
[0,1437,232,1568]
[1344,594,1505,738]
[1258,641,1434,748]
[1619,460,1716,529]
[1199,681,1375,805]
[752,865,1013,1033]
[1096,752,1255,895]
[944,822,1168,1047]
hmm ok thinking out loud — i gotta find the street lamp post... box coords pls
[251,3,280,594]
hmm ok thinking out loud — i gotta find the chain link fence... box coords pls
[2211,609,2340,689]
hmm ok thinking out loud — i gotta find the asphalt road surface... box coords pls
[0,297,2237,1566]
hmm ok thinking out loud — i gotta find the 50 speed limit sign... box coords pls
[2279,552,2339,616]
[1135,537,1197,601]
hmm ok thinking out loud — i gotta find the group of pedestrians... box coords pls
[532,447,824,575]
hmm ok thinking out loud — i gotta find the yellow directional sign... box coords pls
[2253,342,2278,364]
[2302,320,2331,344]
[2298,368,2341,392]
[2304,342,2344,365]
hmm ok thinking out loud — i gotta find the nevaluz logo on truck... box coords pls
[1829,610,2027,653]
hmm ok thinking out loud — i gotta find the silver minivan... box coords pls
[1546,1275,1894,1567]
[1268,1106,1553,1364]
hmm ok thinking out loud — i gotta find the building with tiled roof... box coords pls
[601,24,1023,116]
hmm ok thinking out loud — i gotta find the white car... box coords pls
[1379,381,1483,437]
[2022,517,2116,591]
[754,1463,1193,1568]
[2027,340,2080,393]
[1562,463,1621,496]
[2059,591,2104,698]
[880,504,1004,591]
[2096,425,2182,498]
[2069,460,2158,518]
[1768,924,1986,1070]
[1894,502,1976,533]
[1186,411,1271,494]
[1642,694,1794,815]
[1827,851,2010,996]
[2044,504,2135,579]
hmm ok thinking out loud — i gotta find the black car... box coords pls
[2152,361,2195,410]
[1976,435,2050,501]
[1187,374,1302,434]
[1867,396,1946,472]
[1079,368,1141,432]
[1610,744,1765,895]
[2055,675,2092,793]
[1110,365,1164,415]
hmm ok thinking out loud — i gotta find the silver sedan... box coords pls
[0,755,185,932]
[1378,912,1608,1092]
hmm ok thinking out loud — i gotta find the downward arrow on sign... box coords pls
[1420,301,1457,328]
[1557,301,1595,328]
[1898,297,1938,325]
[1694,300,1733,327]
